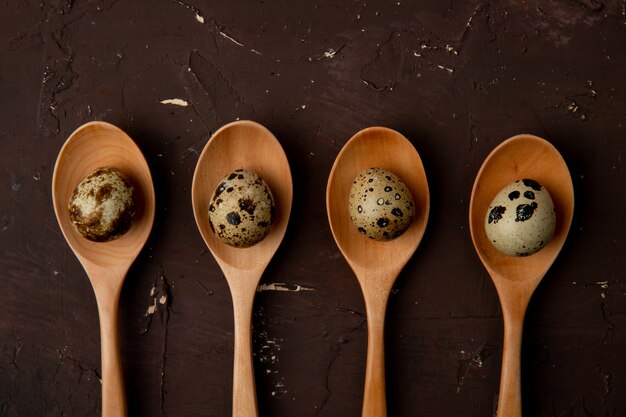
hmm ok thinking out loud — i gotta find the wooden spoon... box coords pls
[52,121,155,417]
[191,120,292,417]
[469,134,574,417]
[326,127,430,417]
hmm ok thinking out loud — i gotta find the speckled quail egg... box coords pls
[348,167,415,241]
[208,169,275,248]
[485,179,556,256]
[68,167,136,242]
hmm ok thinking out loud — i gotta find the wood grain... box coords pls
[469,134,574,417]
[192,120,293,417]
[52,121,156,417]
[327,127,430,417]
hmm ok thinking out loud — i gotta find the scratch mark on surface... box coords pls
[219,31,244,46]
[257,283,316,292]
[459,3,489,42]
[309,44,346,61]
[360,32,398,92]
[157,274,172,414]
[455,343,493,393]
[361,78,395,92]
[160,98,189,106]
[412,45,456,74]
[595,362,612,395]
[172,0,204,24]
[600,302,614,343]
[11,337,23,370]
[316,315,366,415]
[194,278,213,295]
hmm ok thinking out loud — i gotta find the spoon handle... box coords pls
[95,288,127,417]
[362,291,389,417]
[497,306,526,417]
[230,281,260,417]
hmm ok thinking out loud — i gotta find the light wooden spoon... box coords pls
[191,120,292,417]
[52,121,155,417]
[326,127,430,417]
[469,134,574,417]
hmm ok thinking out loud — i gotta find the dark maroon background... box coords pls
[1,1,625,416]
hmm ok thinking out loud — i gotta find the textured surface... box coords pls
[0,1,625,416]
[69,166,136,242]
[209,169,274,248]
[485,179,555,257]
[349,168,415,241]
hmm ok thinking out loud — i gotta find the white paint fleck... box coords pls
[437,65,454,74]
[159,295,167,305]
[219,31,244,46]
[324,48,338,58]
[160,98,189,106]
[250,49,262,55]
[195,13,205,23]
[445,44,459,55]
[257,283,316,292]
[146,299,157,315]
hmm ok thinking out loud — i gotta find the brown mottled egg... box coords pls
[208,169,274,248]
[68,167,135,242]
[485,179,556,256]
[348,168,415,241]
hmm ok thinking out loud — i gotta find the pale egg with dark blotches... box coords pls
[348,167,415,241]
[485,179,556,256]
[68,166,136,242]
[208,169,274,248]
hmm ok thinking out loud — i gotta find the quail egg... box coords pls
[68,166,136,242]
[348,167,415,241]
[485,179,556,256]
[208,169,274,248]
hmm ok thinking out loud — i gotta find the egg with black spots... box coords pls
[485,179,556,256]
[68,166,136,242]
[348,168,415,241]
[208,169,274,248]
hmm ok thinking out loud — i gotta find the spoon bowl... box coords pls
[469,134,574,417]
[192,120,292,417]
[52,121,155,417]
[326,127,429,417]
